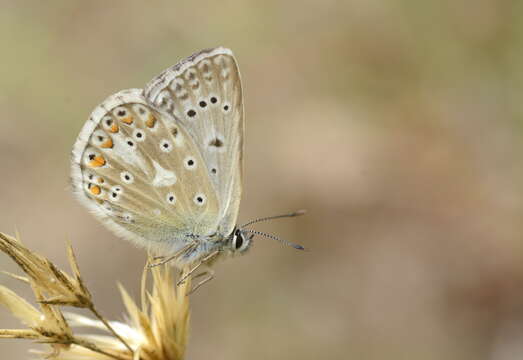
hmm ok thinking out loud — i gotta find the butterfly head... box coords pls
[228,227,253,254]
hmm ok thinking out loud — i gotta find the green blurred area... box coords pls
[2,1,523,359]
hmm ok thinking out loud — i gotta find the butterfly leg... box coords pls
[177,262,203,286]
[148,242,197,268]
[177,250,219,286]
[187,268,215,295]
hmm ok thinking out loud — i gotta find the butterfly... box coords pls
[71,47,303,288]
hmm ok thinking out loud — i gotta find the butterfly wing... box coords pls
[71,89,221,254]
[144,47,244,237]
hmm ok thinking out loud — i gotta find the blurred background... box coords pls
[2,1,523,359]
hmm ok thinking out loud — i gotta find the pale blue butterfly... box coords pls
[71,47,303,288]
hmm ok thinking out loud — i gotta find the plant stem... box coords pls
[88,304,134,354]
[73,337,128,360]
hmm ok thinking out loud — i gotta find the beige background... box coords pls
[2,1,523,359]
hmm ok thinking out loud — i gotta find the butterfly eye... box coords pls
[234,234,243,250]
[232,230,249,252]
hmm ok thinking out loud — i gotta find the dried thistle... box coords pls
[0,232,190,360]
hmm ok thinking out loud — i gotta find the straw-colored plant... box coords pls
[0,232,190,360]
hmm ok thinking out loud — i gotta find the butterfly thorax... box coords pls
[167,226,251,267]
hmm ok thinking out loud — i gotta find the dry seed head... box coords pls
[0,285,41,328]
[0,233,92,308]
[0,232,191,360]
[0,285,73,343]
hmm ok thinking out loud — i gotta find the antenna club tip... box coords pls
[294,209,307,216]
[294,244,306,250]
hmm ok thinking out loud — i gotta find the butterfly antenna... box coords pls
[240,209,306,228]
[241,229,305,250]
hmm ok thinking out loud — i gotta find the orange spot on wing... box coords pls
[101,138,113,148]
[89,185,101,195]
[121,116,134,124]
[146,114,156,128]
[89,156,106,167]
[109,123,119,133]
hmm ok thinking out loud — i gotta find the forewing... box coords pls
[71,89,220,253]
[144,47,244,236]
